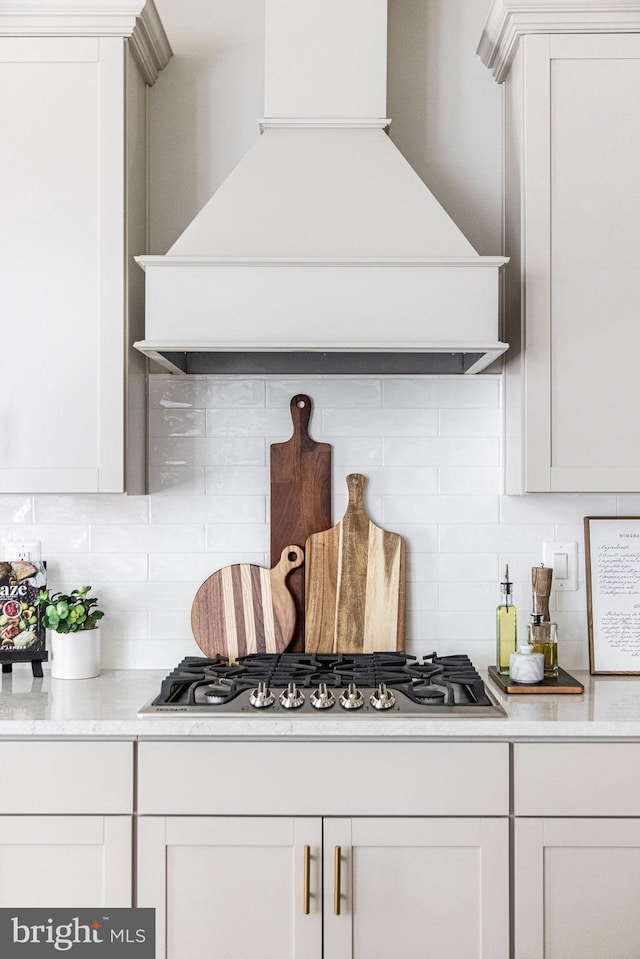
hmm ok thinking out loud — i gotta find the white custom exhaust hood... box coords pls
[135,0,508,375]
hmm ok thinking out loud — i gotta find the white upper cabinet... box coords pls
[0,2,171,492]
[479,2,640,492]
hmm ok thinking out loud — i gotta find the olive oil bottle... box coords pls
[496,565,517,674]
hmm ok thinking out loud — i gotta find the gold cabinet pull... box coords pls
[303,844,311,915]
[334,845,342,915]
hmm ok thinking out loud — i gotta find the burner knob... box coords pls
[279,682,305,710]
[339,683,364,710]
[310,682,336,710]
[249,681,275,709]
[370,683,396,710]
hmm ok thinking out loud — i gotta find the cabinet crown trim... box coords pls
[0,0,172,84]
[478,1,640,81]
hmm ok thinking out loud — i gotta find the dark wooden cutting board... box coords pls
[191,546,304,661]
[304,473,406,654]
[270,394,331,651]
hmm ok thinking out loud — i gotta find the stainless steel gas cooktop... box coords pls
[138,652,506,719]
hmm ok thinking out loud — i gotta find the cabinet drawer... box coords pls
[138,741,509,816]
[0,741,133,814]
[514,743,640,816]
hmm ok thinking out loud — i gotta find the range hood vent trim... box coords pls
[137,0,508,374]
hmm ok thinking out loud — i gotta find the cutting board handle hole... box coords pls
[296,399,306,408]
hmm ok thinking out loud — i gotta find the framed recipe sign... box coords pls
[585,517,640,674]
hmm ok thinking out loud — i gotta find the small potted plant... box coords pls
[36,586,104,679]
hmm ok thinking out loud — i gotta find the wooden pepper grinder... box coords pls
[531,564,553,621]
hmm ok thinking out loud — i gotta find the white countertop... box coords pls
[2,667,640,739]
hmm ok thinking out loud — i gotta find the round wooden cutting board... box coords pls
[190,546,304,661]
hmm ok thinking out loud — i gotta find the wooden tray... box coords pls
[488,665,584,694]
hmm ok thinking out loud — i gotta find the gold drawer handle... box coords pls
[303,844,311,915]
[334,845,341,915]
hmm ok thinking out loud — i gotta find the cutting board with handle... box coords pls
[270,394,332,652]
[191,546,304,661]
[304,473,406,654]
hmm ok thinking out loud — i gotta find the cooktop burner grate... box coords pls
[139,651,506,718]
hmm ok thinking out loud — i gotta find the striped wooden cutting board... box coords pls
[304,474,406,654]
[191,546,304,661]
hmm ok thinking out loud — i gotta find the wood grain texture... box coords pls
[532,565,553,621]
[270,394,332,652]
[304,474,405,654]
[191,546,304,661]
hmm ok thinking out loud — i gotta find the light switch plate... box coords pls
[542,541,578,591]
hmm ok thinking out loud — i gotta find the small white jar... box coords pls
[509,644,544,684]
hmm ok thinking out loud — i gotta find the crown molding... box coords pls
[478,1,640,81]
[0,0,172,84]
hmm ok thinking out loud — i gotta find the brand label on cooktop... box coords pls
[0,909,154,957]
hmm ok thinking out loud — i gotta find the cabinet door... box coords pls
[137,816,322,959]
[0,816,131,907]
[324,817,509,959]
[515,818,640,959]
[0,36,138,492]
[515,34,640,492]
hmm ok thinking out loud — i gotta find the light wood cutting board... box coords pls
[191,546,304,661]
[270,394,331,652]
[304,473,406,654]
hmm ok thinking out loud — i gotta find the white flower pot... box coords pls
[49,627,101,680]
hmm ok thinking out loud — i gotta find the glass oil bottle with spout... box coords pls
[496,565,517,674]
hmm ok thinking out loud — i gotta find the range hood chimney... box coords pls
[135,0,508,375]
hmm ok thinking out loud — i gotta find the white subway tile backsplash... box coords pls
[149,409,206,437]
[206,408,290,437]
[440,523,556,553]
[34,494,149,525]
[150,494,265,525]
[150,375,265,409]
[7,374,621,668]
[267,378,382,408]
[331,437,383,466]
[150,437,265,468]
[0,496,32,523]
[383,377,500,409]
[435,554,498,584]
[149,468,206,495]
[323,408,438,437]
[149,552,264,582]
[439,582,497,612]
[439,408,501,437]
[500,493,616,526]
[383,495,499,525]
[206,466,269,494]
[149,609,193,641]
[205,523,269,553]
[439,467,501,495]
[91,525,205,553]
[1,525,89,554]
[384,437,500,467]
[44,554,148,583]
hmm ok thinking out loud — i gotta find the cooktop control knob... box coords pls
[370,682,396,710]
[310,682,336,710]
[279,681,305,709]
[339,682,364,710]
[249,681,275,709]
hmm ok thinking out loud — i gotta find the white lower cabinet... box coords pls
[136,740,510,959]
[137,814,508,959]
[0,816,132,907]
[0,741,134,908]
[515,818,640,959]
[514,743,640,959]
